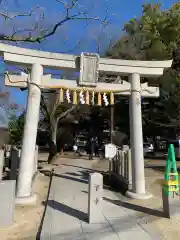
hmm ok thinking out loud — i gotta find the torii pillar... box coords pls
[126,73,149,199]
[16,64,43,204]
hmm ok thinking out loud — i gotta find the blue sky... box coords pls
[0,0,178,109]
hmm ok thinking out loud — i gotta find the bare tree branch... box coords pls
[11,24,39,38]
[0,6,44,20]
[0,1,109,43]
[56,0,78,9]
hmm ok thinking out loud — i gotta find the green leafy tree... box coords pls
[107,3,180,138]
[8,111,25,144]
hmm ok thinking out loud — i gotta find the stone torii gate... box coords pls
[0,43,172,204]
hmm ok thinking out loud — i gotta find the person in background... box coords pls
[95,137,100,157]
[87,137,92,160]
[73,138,78,155]
[89,136,96,160]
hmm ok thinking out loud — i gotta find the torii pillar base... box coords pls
[15,194,37,205]
[125,190,153,200]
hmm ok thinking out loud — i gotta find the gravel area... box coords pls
[0,173,49,240]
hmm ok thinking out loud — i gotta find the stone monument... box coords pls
[88,172,103,223]
[9,147,19,181]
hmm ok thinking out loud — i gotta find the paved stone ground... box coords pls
[40,163,162,240]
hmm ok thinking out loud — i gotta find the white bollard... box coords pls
[0,149,4,181]
[88,172,103,224]
[18,149,21,158]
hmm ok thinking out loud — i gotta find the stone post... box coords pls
[88,173,103,223]
[9,147,19,181]
[0,149,4,180]
[16,63,43,205]
[126,73,152,199]
[162,188,180,218]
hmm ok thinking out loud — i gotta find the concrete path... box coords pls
[40,164,162,240]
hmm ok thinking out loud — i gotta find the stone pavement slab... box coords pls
[137,216,163,240]
[40,165,160,239]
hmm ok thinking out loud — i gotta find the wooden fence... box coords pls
[110,146,132,190]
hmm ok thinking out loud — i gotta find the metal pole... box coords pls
[0,149,4,181]
[110,105,114,143]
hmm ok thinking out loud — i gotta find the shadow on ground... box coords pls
[79,191,168,219]
[60,172,113,191]
[36,169,54,240]
[47,200,88,222]
[103,197,167,218]
[36,167,172,239]
[61,163,103,172]
[54,172,88,184]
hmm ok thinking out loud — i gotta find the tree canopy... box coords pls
[107,3,180,138]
